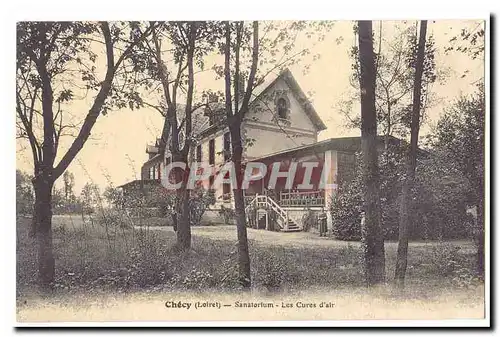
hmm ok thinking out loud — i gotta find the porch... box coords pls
[243,189,325,208]
[243,190,327,233]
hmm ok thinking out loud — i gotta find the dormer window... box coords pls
[277,97,289,120]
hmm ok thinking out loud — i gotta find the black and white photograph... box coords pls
[9,7,490,328]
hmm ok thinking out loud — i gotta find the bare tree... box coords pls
[222,21,259,289]
[394,20,428,287]
[357,20,386,286]
[16,21,156,287]
[134,21,218,251]
[342,22,440,148]
[214,21,335,288]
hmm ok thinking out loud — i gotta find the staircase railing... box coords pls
[265,194,288,227]
[244,194,298,231]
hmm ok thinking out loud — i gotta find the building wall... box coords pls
[323,150,338,231]
[243,124,316,159]
[246,78,317,130]
[242,77,318,159]
[141,155,162,181]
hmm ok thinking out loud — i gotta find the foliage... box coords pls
[429,243,480,289]
[103,185,124,209]
[253,251,287,291]
[16,170,34,216]
[341,22,442,139]
[52,175,84,215]
[428,85,485,211]
[218,205,236,225]
[22,177,80,218]
[330,175,363,241]
[170,269,215,291]
[17,216,479,294]
[16,21,159,285]
[16,22,156,181]
[330,145,470,241]
[80,182,101,215]
[426,85,485,275]
[62,172,76,204]
[445,22,485,61]
[188,188,216,226]
[95,208,134,231]
[118,183,215,225]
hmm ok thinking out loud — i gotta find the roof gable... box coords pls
[249,68,327,131]
[151,68,327,151]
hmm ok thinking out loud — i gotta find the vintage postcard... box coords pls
[14,14,489,328]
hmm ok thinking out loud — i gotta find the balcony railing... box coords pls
[279,190,325,207]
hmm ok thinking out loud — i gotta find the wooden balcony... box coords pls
[243,190,325,208]
[279,190,325,207]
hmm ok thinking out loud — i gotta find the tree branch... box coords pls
[239,21,259,118]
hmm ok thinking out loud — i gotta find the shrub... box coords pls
[95,208,134,230]
[155,187,215,227]
[189,189,216,226]
[330,147,471,241]
[253,251,287,291]
[429,243,479,288]
[330,181,363,241]
[170,268,215,290]
[16,170,33,216]
[219,205,236,225]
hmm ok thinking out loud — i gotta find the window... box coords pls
[209,175,214,188]
[223,132,231,161]
[209,139,215,165]
[196,145,202,162]
[277,97,288,119]
[165,156,171,166]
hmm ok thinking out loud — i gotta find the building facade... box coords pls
[122,68,399,231]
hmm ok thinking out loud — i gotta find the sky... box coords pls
[15,20,485,194]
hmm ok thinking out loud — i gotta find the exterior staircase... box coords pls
[245,194,302,232]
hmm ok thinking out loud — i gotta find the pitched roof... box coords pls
[153,103,208,155]
[249,68,327,131]
[249,135,429,162]
[117,179,162,190]
[150,68,327,153]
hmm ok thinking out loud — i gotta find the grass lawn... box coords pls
[16,214,485,322]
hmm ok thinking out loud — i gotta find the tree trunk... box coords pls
[223,21,258,290]
[33,176,55,288]
[176,186,191,251]
[231,125,251,289]
[174,154,191,251]
[394,20,428,288]
[476,199,485,278]
[358,20,386,286]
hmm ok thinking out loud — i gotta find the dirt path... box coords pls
[138,224,475,251]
